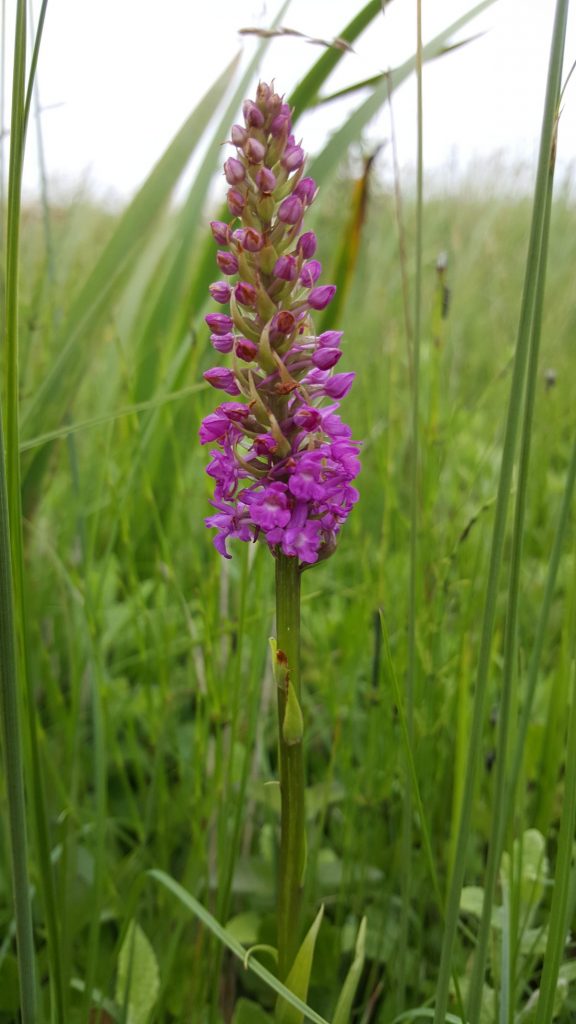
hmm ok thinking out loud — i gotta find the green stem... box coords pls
[432,5,570,1023]
[0,2,38,1021]
[275,553,306,982]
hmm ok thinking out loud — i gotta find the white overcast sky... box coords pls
[9,0,576,202]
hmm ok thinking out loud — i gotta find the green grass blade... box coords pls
[19,381,207,452]
[288,0,386,118]
[308,0,497,188]
[433,5,570,1024]
[21,54,239,497]
[5,2,70,1019]
[380,612,467,1022]
[506,431,576,820]
[399,2,424,1008]
[22,0,48,139]
[332,917,366,1024]
[1,2,37,1021]
[466,88,559,1024]
[534,556,576,1024]
[148,871,330,1024]
[312,34,486,107]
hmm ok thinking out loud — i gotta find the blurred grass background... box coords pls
[1,2,576,1022]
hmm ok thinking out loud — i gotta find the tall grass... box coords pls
[2,1,576,1022]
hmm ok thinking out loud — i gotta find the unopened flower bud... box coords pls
[278,195,303,225]
[256,82,272,105]
[205,313,233,336]
[209,281,232,304]
[227,188,245,217]
[270,112,291,138]
[282,145,304,172]
[224,157,246,185]
[300,260,322,287]
[294,177,317,204]
[203,368,240,394]
[308,285,336,311]
[256,166,276,194]
[274,254,298,282]
[210,220,230,245]
[243,99,265,128]
[235,337,258,361]
[234,281,257,306]
[245,137,266,164]
[231,124,248,147]
[216,251,239,275]
[211,332,235,354]
[222,402,251,422]
[270,310,295,342]
[296,231,317,258]
[294,405,322,431]
[317,330,343,348]
[324,372,355,399]
[313,347,342,370]
[233,227,264,252]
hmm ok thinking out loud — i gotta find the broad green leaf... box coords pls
[390,1010,465,1024]
[460,886,486,918]
[516,978,569,1024]
[275,906,324,1024]
[149,870,330,1024]
[115,920,159,1024]
[332,917,366,1024]
[233,998,274,1024]
[225,911,261,945]
[500,828,548,929]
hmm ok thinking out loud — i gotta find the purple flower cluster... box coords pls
[200,83,360,565]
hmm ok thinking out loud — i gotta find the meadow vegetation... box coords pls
[1,2,576,1022]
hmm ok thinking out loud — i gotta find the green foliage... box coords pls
[116,921,160,1024]
[2,2,576,1023]
[275,907,324,1024]
[459,829,572,1023]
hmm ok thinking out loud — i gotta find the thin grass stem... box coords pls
[1,2,37,1020]
[466,72,560,1024]
[399,0,423,1008]
[534,551,576,1024]
[433,5,570,1023]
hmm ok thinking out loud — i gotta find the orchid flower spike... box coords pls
[200,82,360,565]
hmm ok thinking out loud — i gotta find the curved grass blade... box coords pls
[309,0,497,188]
[288,0,388,119]
[19,382,207,452]
[21,54,239,502]
[466,88,560,1024]
[275,906,324,1024]
[148,870,330,1024]
[432,5,571,1023]
[313,33,487,107]
[332,917,366,1024]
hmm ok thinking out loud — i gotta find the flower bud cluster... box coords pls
[200,82,360,565]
